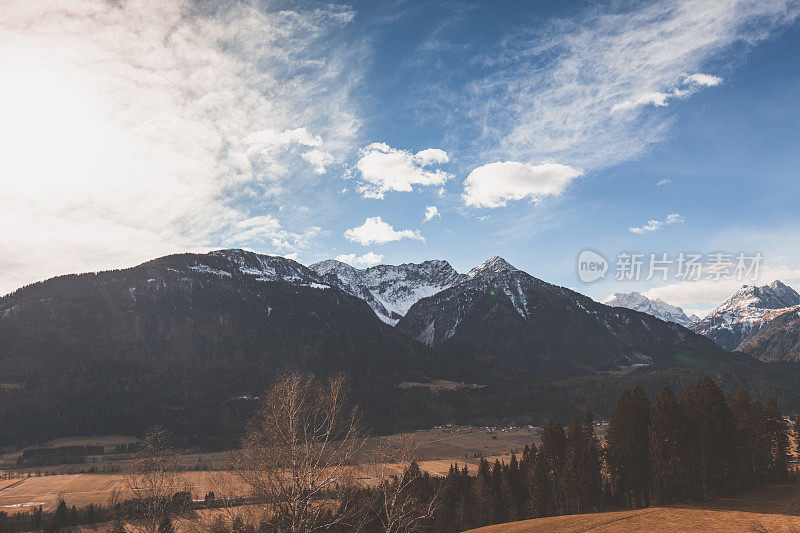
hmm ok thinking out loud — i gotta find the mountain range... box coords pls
[1,249,798,446]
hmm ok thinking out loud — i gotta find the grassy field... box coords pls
[468,483,800,532]
[0,426,538,511]
[29,483,800,532]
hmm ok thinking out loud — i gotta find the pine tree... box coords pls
[729,389,759,490]
[539,420,566,513]
[473,458,492,526]
[564,414,586,513]
[649,386,681,505]
[507,454,524,521]
[490,460,507,524]
[751,399,771,486]
[582,407,603,512]
[53,500,69,529]
[607,387,651,507]
[682,376,736,499]
[765,397,789,480]
[528,451,553,518]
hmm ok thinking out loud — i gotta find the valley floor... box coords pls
[0,426,537,511]
[467,483,800,532]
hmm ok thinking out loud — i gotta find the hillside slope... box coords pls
[738,306,800,362]
[0,249,431,444]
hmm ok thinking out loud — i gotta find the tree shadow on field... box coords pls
[677,483,800,518]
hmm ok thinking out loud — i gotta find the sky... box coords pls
[2,0,800,317]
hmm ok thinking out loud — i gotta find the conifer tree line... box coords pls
[350,375,796,532]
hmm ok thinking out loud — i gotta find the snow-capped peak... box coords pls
[690,280,800,351]
[467,256,517,278]
[716,280,800,313]
[601,291,695,327]
[307,259,357,278]
[309,259,466,325]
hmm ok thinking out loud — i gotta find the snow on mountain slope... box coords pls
[398,256,549,345]
[396,256,726,377]
[185,249,328,287]
[738,305,800,362]
[602,291,696,327]
[309,259,466,325]
[467,256,518,278]
[690,280,800,351]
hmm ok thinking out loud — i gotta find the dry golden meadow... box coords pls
[468,483,800,532]
[0,427,535,511]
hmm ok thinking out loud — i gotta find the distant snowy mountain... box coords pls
[601,291,696,327]
[690,280,800,351]
[309,259,466,325]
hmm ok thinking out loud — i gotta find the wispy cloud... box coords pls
[0,0,363,294]
[463,0,800,169]
[629,213,686,234]
[611,73,723,112]
[344,217,424,245]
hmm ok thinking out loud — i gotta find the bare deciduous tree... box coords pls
[232,372,366,532]
[124,426,185,533]
[371,434,439,533]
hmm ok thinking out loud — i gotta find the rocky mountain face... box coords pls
[310,259,466,325]
[396,257,728,381]
[690,281,800,352]
[738,306,800,362]
[602,292,698,327]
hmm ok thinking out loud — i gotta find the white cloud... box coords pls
[657,178,672,186]
[629,213,685,234]
[466,1,799,170]
[283,252,300,261]
[611,73,723,112]
[344,217,424,245]
[302,149,335,174]
[0,0,362,295]
[463,161,583,208]
[354,142,452,199]
[334,252,384,267]
[684,73,723,87]
[415,148,450,165]
[423,206,440,222]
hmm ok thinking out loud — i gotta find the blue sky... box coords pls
[2,0,800,315]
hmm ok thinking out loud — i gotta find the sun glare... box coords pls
[0,56,112,198]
